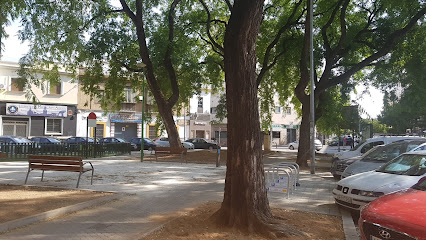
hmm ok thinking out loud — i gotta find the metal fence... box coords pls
[0,142,132,160]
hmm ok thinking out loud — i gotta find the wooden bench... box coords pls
[154,147,187,163]
[25,155,94,188]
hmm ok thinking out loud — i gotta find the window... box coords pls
[210,107,217,114]
[286,107,291,115]
[11,78,24,92]
[215,131,227,138]
[124,88,136,103]
[275,106,281,114]
[197,97,203,113]
[45,118,63,134]
[272,131,281,138]
[49,83,62,95]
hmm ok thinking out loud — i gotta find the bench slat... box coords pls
[30,165,85,172]
[29,159,82,166]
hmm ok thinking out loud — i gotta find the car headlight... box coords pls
[358,190,384,197]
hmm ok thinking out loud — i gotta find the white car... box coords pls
[288,139,322,151]
[155,137,194,149]
[333,150,426,211]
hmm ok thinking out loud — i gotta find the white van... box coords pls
[332,136,425,160]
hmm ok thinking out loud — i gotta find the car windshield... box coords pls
[14,137,31,143]
[144,138,154,143]
[47,138,61,143]
[376,154,426,176]
[116,138,126,142]
[412,177,426,191]
[362,143,405,162]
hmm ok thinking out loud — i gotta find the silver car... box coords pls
[155,137,194,149]
[341,140,426,178]
[333,150,426,211]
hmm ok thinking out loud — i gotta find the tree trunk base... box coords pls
[211,208,307,239]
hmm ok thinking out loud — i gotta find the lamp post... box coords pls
[137,63,146,162]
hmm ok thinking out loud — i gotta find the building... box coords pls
[0,61,78,138]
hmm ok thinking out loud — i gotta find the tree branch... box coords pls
[198,0,224,53]
[164,0,182,107]
[257,0,303,87]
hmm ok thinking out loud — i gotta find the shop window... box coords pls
[272,131,281,138]
[45,118,63,134]
[11,78,24,92]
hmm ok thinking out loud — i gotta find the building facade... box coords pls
[0,61,78,138]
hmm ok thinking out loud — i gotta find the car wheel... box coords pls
[208,146,213,151]
[148,147,153,151]
[289,145,294,150]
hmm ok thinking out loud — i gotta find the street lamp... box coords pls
[137,62,146,162]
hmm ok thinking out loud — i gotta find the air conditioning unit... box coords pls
[0,84,6,89]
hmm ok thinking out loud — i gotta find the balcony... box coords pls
[119,103,136,112]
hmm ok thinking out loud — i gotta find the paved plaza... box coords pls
[0,151,358,239]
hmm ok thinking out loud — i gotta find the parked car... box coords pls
[359,177,426,240]
[30,136,62,144]
[184,138,218,150]
[0,136,32,144]
[0,136,33,153]
[65,137,96,143]
[130,138,157,151]
[328,136,354,146]
[332,150,426,211]
[330,145,383,179]
[332,136,425,161]
[341,139,426,178]
[99,137,137,150]
[155,137,194,149]
[288,139,322,151]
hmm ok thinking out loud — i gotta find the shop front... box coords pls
[0,102,77,138]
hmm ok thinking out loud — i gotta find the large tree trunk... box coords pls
[296,102,311,167]
[156,99,181,148]
[213,0,301,238]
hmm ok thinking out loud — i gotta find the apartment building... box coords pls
[0,61,78,138]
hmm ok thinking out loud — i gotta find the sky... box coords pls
[1,21,383,119]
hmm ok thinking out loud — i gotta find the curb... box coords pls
[340,209,360,240]
[0,192,123,233]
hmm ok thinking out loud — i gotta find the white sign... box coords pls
[88,119,97,128]
[6,103,68,117]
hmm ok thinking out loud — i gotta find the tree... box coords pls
[17,0,208,148]
[294,0,426,166]
[0,0,26,55]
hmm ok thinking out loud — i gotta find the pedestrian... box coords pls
[343,136,347,146]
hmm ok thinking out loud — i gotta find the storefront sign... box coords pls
[110,113,142,123]
[6,103,68,117]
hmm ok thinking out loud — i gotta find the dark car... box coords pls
[29,136,63,152]
[99,137,136,149]
[0,136,32,144]
[65,137,96,143]
[30,136,62,144]
[0,136,33,154]
[130,138,157,151]
[184,138,218,150]
[328,136,354,146]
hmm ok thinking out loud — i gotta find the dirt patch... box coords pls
[0,184,113,223]
[140,201,344,240]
